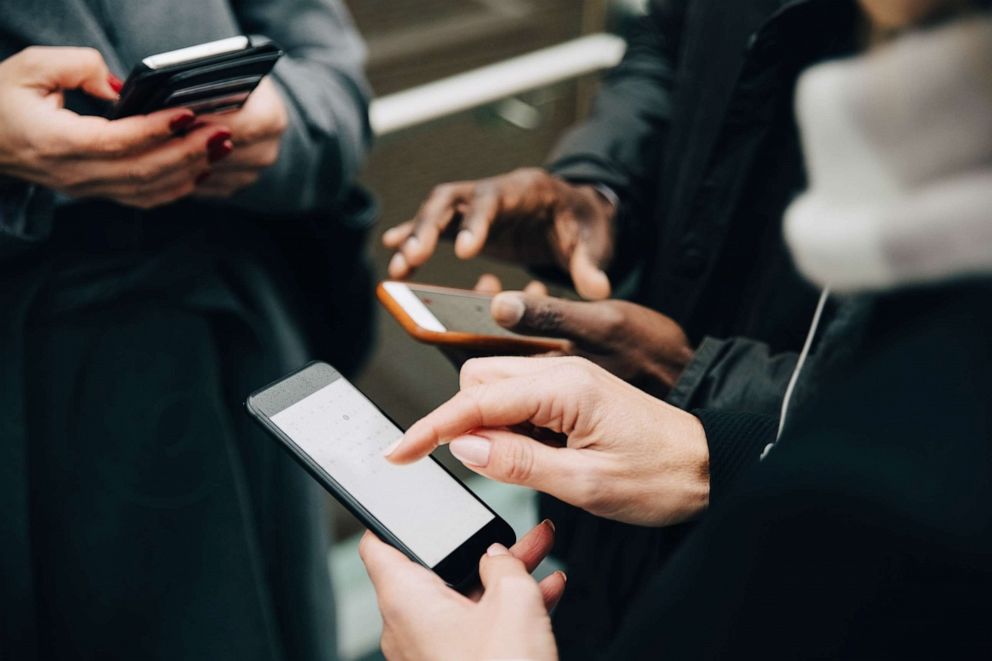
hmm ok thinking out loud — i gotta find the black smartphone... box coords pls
[112,35,282,118]
[246,361,515,591]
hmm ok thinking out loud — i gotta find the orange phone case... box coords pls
[376,282,569,354]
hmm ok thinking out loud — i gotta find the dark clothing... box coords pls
[0,2,373,659]
[551,0,855,355]
[542,1,859,656]
[607,281,992,659]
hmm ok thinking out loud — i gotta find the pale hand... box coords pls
[388,356,710,527]
[360,521,563,661]
[0,46,229,209]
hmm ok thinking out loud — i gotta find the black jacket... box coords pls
[550,0,858,416]
[541,1,859,656]
[607,281,992,659]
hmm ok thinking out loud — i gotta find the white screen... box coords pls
[269,379,494,567]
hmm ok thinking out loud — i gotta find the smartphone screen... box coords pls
[409,286,521,337]
[381,281,519,337]
[259,369,495,568]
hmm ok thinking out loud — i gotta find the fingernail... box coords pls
[207,132,233,163]
[388,252,407,276]
[449,435,491,467]
[404,236,420,252]
[169,112,196,135]
[542,518,556,533]
[556,570,567,583]
[456,229,473,251]
[491,293,525,326]
[487,543,509,557]
[107,74,124,93]
[382,437,404,458]
[195,172,211,186]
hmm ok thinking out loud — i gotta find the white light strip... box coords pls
[370,33,626,136]
[143,36,249,70]
[381,282,446,333]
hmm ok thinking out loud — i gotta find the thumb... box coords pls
[19,46,118,100]
[569,240,611,300]
[449,430,594,506]
[478,544,544,609]
[491,291,617,345]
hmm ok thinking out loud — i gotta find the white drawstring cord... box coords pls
[761,287,831,460]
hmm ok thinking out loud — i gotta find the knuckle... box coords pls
[500,439,535,484]
[182,147,204,167]
[526,301,566,333]
[430,183,454,198]
[100,138,130,158]
[598,303,627,336]
[18,46,43,66]
[558,357,596,383]
[575,467,609,511]
[126,164,159,185]
[459,358,485,386]
[58,169,89,190]
[77,47,103,68]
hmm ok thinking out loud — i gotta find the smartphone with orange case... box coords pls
[376,281,569,354]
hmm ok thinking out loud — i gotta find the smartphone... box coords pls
[246,361,515,590]
[377,281,569,354]
[112,35,282,118]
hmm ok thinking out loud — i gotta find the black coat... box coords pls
[542,1,860,656]
[607,281,992,659]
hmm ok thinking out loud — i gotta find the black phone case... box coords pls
[112,37,282,118]
[245,361,515,592]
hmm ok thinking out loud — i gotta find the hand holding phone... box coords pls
[377,281,569,355]
[191,76,288,198]
[247,362,515,590]
[0,46,221,209]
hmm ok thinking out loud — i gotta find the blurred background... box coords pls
[331,1,642,657]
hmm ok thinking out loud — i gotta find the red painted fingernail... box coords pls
[169,112,196,134]
[108,75,124,93]
[195,172,211,186]
[207,131,233,163]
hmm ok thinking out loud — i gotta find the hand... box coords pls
[382,168,617,300]
[193,77,287,198]
[360,521,564,661]
[469,275,694,396]
[0,46,229,209]
[491,290,694,398]
[387,357,710,526]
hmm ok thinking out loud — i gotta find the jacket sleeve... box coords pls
[229,0,371,214]
[546,1,685,211]
[668,336,799,418]
[693,408,776,506]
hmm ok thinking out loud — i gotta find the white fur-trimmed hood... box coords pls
[784,16,992,293]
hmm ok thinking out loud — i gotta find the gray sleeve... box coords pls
[0,177,55,259]
[667,336,798,418]
[229,0,372,214]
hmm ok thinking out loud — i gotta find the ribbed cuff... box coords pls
[693,409,777,506]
